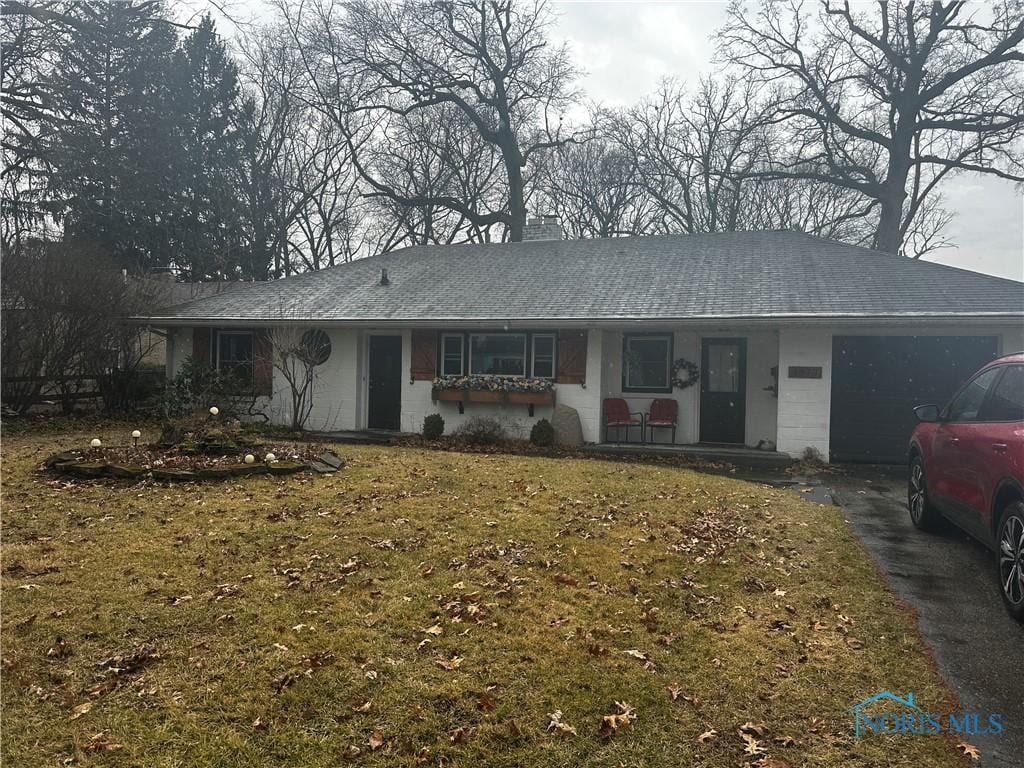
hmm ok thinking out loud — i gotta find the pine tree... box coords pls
[43,1,178,271]
[169,15,244,279]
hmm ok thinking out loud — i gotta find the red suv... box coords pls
[908,352,1024,621]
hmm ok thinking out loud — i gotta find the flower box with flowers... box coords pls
[431,375,555,411]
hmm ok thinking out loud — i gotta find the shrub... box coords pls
[530,418,555,447]
[452,415,506,446]
[161,358,260,419]
[423,413,445,440]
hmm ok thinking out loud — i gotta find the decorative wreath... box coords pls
[671,358,700,390]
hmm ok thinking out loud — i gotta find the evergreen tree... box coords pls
[169,15,244,279]
[42,1,178,271]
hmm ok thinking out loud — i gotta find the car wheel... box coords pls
[907,456,940,531]
[997,501,1024,622]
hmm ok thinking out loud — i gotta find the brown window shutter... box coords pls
[253,330,273,396]
[410,330,438,381]
[192,328,211,366]
[556,330,587,384]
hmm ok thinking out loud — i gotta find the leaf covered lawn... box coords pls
[1,429,968,767]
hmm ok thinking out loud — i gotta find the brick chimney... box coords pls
[522,215,562,241]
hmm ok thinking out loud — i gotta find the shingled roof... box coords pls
[139,231,1023,325]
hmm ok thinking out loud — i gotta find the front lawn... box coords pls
[1,428,968,766]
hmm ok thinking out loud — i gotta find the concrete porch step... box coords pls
[581,442,795,470]
[311,429,411,445]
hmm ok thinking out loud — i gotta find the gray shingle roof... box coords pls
[139,231,1023,324]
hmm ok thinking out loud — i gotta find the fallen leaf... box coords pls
[697,728,718,744]
[84,733,124,753]
[773,734,796,747]
[739,721,769,738]
[598,701,636,740]
[667,682,682,701]
[740,732,766,755]
[546,709,578,737]
[367,730,384,750]
[623,649,648,661]
[435,655,463,671]
[353,700,372,713]
[69,701,93,720]
[958,742,981,760]
[421,624,443,636]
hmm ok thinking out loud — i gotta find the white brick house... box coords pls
[140,229,1024,462]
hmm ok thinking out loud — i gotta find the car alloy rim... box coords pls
[999,513,1024,607]
[909,463,925,522]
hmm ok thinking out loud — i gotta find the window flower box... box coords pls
[431,375,555,415]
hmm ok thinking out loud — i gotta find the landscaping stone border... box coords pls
[44,448,344,483]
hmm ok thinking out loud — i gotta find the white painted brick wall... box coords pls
[776,328,832,459]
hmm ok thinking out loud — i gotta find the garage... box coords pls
[829,335,1000,463]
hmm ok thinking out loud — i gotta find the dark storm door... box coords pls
[700,338,747,444]
[367,335,402,431]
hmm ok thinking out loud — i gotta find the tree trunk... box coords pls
[874,195,904,254]
[500,130,527,242]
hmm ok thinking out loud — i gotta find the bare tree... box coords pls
[620,78,875,241]
[264,326,326,430]
[279,0,584,242]
[719,0,1024,256]
[534,111,655,238]
[1,238,147,414]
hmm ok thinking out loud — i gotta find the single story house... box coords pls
[137,226,1024,462]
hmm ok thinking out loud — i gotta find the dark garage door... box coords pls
[830,335,999,463]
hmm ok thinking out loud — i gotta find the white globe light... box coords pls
[265,452,276,463]
[131,430,142,439]
[209,406,220,416]
[244,454,255,464]
[90,438,102,448]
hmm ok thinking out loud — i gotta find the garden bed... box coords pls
[43,442,343,482]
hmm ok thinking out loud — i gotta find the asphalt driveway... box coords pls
[826,465,1024,767]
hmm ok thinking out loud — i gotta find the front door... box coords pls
[368,335,402,430]
[700,338,747,444]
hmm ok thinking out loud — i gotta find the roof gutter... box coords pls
[131,313,1024,329]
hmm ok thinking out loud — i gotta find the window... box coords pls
[979,366,1024,422]
[441,334,464,376]
[217,331,254,382]
[706,343,741,393]
[623,334,672,392]
[946,366,1002,422]
[532,334,555,378]
[469,333,527,376]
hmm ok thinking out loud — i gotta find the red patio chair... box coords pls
[603,397,644,443]
[645,398,678,445]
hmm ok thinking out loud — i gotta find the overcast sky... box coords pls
[229,0,1023,280]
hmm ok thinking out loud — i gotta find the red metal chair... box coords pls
[603,397,644,443]
[645,398,678,444]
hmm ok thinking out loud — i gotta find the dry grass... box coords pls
[1,426,969,767]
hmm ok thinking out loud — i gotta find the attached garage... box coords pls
[829,335,1001,463]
